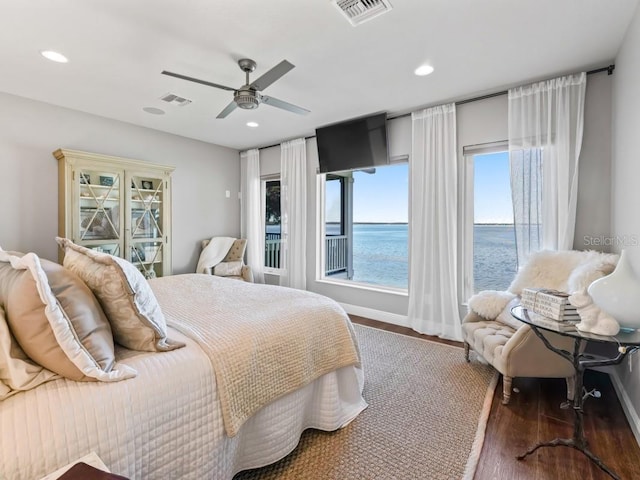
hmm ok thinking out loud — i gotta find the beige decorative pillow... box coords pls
[0,249,136,382]
[0,304,60,400]
[223,239,247,262]
[56,237,184,352]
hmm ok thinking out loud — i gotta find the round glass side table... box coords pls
[511,305,640,480]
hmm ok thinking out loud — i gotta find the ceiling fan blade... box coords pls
[261,95,310,115]
[216,101,238,119]
[161,70,236,91]
[249,60,295,91]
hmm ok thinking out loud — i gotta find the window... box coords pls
[462,144,517,297]
[263,178,281,272]
[320,162,408,290]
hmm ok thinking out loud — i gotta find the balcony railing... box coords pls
[263,233,348,275]
[325,235,348,274]
[265,233,281,269]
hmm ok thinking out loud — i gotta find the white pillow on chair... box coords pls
[467,290,516,319]
[213,261,243,277]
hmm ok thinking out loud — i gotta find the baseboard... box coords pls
[339,302,409,328]
[608,369,640,447]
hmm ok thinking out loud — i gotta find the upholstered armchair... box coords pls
[462,249,618,404]
[200,238,254,282]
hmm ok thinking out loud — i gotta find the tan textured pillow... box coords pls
[0,304,60,400]
[56,237,184,352]
[0,250,136,382]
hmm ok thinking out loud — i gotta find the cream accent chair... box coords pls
[201,238,254,282]
[462,249,618,404]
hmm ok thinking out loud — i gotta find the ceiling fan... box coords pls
[161,59,310,119]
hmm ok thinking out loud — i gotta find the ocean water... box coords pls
[473,224,517,292]
[350,224,409,289]
[325,223,517,291]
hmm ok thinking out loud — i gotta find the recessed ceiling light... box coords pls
[414,65,434,76]
[246,122,259,128]
[142,107,165,115]
[40,50,68,63]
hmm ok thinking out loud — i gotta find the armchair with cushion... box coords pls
[198,238,254,282]
[462,249,618,404]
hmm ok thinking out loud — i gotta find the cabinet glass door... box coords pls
[77,168,122,256]
[129,175,165,278]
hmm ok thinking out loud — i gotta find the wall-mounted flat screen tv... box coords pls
[315,113,389,174]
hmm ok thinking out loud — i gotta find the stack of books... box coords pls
[521,288,581,332]
[526,311,579,331]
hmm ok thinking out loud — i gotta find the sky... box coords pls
[325,151,513,224]
[326,164,409,223]
[474,151,513,224]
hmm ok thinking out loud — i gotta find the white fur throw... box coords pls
[567,252,618,292]
[508,250,584,295]
[468,290,516,319]
[508,250,619,295]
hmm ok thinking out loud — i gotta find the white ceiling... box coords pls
[1,0,637,151]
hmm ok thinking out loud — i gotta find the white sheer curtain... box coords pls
[407,104,461,341]
[240,148,265,283]
[510,148,543,265]
[279,138,307,289]
[509,73,586,266]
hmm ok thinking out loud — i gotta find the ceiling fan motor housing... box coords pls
[234,87,260,109]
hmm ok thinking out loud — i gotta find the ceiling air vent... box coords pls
[333,0,392,26]
[159,93,192,107]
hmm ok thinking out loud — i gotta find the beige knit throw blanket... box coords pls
[150,274,361,437]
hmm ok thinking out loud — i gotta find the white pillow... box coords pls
[214,261,243,277]
[56,237,184,352]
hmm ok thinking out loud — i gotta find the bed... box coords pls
[0,270,367,479]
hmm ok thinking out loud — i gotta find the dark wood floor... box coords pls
[350,315,640,480]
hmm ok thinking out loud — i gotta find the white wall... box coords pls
[257,75,613,321]
[575,72,614,251]
[0,93,241,273]
[259,145,280,177]
[612,3,640,440]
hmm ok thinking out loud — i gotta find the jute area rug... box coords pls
[234,324,497,480]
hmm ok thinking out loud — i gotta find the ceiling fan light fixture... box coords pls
[40,50,68,63]
[234,89,260,110]
[414,64,434,76]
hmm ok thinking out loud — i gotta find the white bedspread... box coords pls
[0,284,367,479]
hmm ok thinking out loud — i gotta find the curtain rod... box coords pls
[391,64,614,115]
[256,64,614,151]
